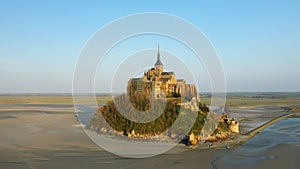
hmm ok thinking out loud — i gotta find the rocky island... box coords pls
[89,45,239,146]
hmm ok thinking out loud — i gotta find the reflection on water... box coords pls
[76,105,99,126]
[213,118,300,168]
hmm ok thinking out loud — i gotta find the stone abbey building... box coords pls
[127,46,198,100]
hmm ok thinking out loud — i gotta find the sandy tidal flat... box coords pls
[0,103,300,169]
[0,104,221,169]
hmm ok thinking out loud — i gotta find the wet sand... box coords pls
[0,104,299,169]
[0,104,219,169]
[212,144,300,169]
[212,117,300,169]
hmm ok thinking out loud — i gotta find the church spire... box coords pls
[154,44,163,71]
[157,44,160,59]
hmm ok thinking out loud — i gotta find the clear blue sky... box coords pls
[0,0,299,93]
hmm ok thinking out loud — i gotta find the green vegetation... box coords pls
[89,93,211,138]
[213,121,230,135]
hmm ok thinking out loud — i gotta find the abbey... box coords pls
[127,45,198,100]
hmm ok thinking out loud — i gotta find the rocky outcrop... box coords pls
[178,83,198,101]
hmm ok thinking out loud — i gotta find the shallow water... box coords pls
[213,117,300,168]
[230,106,288,134]
[74,105,300,168]
[76,105,98,126]
[1,104,299,169]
